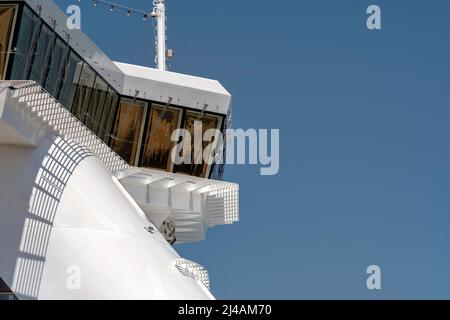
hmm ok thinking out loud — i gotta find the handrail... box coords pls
[175,258,210,290]
[7,80,129,172]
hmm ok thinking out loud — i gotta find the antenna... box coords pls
[153,0,167,71]
[80,0,173,70]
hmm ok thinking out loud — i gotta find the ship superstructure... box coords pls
[0,0,239,300]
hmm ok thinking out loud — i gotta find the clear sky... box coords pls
[54,0,450,299]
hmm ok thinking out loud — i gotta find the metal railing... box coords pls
[175,258,210,290]
[6,80,129,173]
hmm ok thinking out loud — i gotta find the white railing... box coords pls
[6,80,129,173]
[175,258,210,290]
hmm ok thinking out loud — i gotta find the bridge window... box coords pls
[98,87,119,143]
[174,111,222,178]
[59,51,82,108]
[10,6,39,80]
[0,4,16,79]
[29,24,54,84]
[45,38,68,98]
[83,75,108,131]
[71,62,96,120]
[140,104,182,171]
[111,99,147,164]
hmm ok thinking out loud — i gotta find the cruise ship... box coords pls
[0,0,239,300]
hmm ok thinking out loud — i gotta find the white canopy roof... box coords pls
[115,62,231,114]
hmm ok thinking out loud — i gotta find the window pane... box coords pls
[97,88,118,143]
[29,24,54,84]
[0,5,15,79]
[141,104,181,171]
[110,99,146,164]
[71,63,95,120]
[174,112,220,178]
[58,51,82,108]
[44,38,67,97]
[10,6,39,80]
[83,75,108,131]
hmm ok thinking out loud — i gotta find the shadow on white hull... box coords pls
[0,134,214,299]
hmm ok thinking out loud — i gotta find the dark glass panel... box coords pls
[141,104,181,171]
[97,87,119,143]
[83,75,108,130]
[110,99,146,164]
[71,63,95,120]
[58,51,82,108]
[29,24,54,84]
[9,6,40,80]
[0,5,15,79]
[174,112,220,178]
[93,87,109,135]
[67,60,84,113]
[44,38,67,97]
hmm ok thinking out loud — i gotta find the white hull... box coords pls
[0,134,213,299]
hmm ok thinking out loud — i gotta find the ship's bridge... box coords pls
[0,0,239,244]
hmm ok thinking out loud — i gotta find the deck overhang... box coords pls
[117,167,239,244]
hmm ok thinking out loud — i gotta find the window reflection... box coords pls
[141,104,181,171]
[174,112,221,178]
[71,63,95,120]
[84,75,108,131]
[44,38,67,97]
[10,7,39,80]
[0,5,15,79]
[30,24,54,83]
[59,51,82,108]
[110,99,146,164]
[98,88,119,143]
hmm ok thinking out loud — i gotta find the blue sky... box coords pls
[54,0,450,299]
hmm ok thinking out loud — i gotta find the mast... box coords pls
[153,0,166,71]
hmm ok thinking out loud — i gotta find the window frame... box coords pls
[173,110,224,178]
[110,98,148,166]
[139,103,183,172]
[0,3,18,80]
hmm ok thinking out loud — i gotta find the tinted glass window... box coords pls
[97,87,119,143]
[71,63,95,120]
[59,51,82,108]
[140,104,181,171]
[0,5,16,79]
[9,6,40,80]
[29,24,54,83]
[84,75,108,130]
[44,38,67,97]
[110,99,146,164]
[174,112,221,178]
